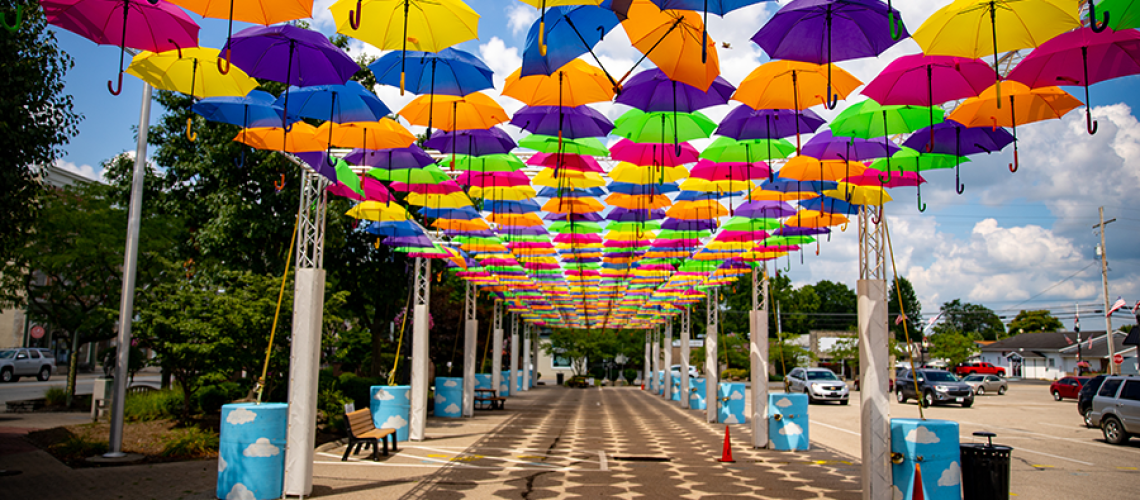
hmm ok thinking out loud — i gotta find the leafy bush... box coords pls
[318,387,352,433]
[566,376,590,388]
[44,386,68,406]
[161,426,219,458]
[623,369,639,382]
[768,373,784,382]
[124,388,183,421]
[336,373,386,409]
[721,368,749,381]
[53,434,108,460]
[196,382,244,414]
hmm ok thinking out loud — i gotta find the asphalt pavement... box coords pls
[0,373,161,409]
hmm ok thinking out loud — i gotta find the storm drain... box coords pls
[612,456,672,462]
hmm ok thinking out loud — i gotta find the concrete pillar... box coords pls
[859,279,890,500]
[681,307,691,409]
[663,320,673,400]
[651,327,660,394]
[531,328,539,386]
[409,257,431,442]
[283,268,325,496]
[521,323,531,392]
[462,282,477,417]
[509,313,519,396]
[492,300,503,396]
[706,287,719,423]
[751,265,770,448]
[644,330,651,388]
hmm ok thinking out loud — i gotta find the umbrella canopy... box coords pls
[456,171,532,187]
[194,90,291,128]
[43,0,200,95]
[716,106,826,141]
[752,0,908,108]
[400,92,510,131]
[620,0,720,91]
[779,156,867,181]
[690,159,770,181]
[510,105,615,139]
[520,3,621,78]
[276,81,391,124]
[610,162,690,183]
[801,129,900,161]
[316,119,417,150]
[348,201,414,221]
[520,135,609,155]
[734,60,863,110]
[236,123,327,152]
[449,154,527,172]
[425,128,517,155]
[612,109,717,143]
[168,0,312,26]
[126,47,258,98]
[610,139,699,166]
[615,68,735,112]
[223,25,359,88]
[345,146,436,169]
[700,136,796,163]
[529,153,605,172]
[1098,0,1140,30]
[369,47,493,96]
[504,59,615,107]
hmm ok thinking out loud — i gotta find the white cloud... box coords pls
[891,485,904,500]
[54,159,101,182]
[374,389,395,401]
[226,407,257,426]
[730,390,744,400]
[938,461,961,487]
[243,437,281,458]
[381,414,408,430]
[775,397,792,408]
[723,413,740,424]
[779,421,803,436]
[443,379,459,388]
[905,426,940,444]
[444,403,460,414]
[505,4,538,37]
[225,483,256,500]
[218,454,227,473]
[435,393,445,404]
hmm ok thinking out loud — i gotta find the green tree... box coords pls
[806,280,857,331]
[543,328,616,376]
[0,2,82,264]
[928,330,978,368]
[0,183,176,405]
[827,336,859,378]
[1007,310,1063,334]
[933,299,1006,340]
[772,274,820,336]
[888,277,923,341]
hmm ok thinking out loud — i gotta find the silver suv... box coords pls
[1089,375,1140,445]
[0,348,56,382]
[786,367,849,404]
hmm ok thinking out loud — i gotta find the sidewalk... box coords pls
[1,386,863,499]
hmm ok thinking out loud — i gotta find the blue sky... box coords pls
[47,0,1140,333]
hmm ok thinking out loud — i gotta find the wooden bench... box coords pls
[474,389,506,410]
[343,408,398,461]
[127,385,156,395]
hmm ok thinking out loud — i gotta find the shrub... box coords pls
[768,373,784,382]
[161,426,219,458]
[124,388,183,421]
[721,368,749,381]
[44,387,68,406]
[196,382,244,414]
[337,373,386,409]
[53,434,108,460]
[317,387,352,433]
[623,369,639,382]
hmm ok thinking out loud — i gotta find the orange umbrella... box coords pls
[432,218,490,231]
[734,60,862,110]
[666,199,728,219]
[746,189,819,202]
[315,119,416,150]
[542,197,605,213]
[619,0,719,91]
[488,212,545,226]
[235,122,327,152]
[503,59,614,107]
[785,210,849,228]
[948,81,1082,171]
[399,92,508,131]
[778,156,868,181]
[605,193,672,210]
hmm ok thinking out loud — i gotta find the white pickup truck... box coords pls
[0,348,56,382]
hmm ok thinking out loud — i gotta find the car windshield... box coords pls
[807,371,839,381]
[921,371,959,382]
[962,375,984,382]
[0,350,15,359]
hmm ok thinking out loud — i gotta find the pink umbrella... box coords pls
[328,175,394,202]
[610,139,699,166]
[689,159,770,181]
[527,153,604,172]
[844,168,925,188]
[455,171,530,187]
[43,0,200,95]
[1008,27,1140,135]
[713,230,770,242]
[390,180,463,194]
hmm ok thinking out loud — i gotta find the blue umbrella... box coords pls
[276,80,391,165]
[485,199,542,214]
[799,196,858,215]
[521,4,621,81]
[367,220,425,237]
[537,186,608,197]
[194,90,294,169]
[370,48,493,96]
[421,206,482,220]
[607,182,680,195]
[650,0,772,62]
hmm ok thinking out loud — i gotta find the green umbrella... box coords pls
[607,221,662,232]
[830,99,945,183]
[700,137,796,167]
[762,235,815,246]
[519,135,609,156]
[450,153,526,172]
[868,147,969,172]
[333,159,363,196]
[367,164,450,183]
[550,221,604,233]
[613,109,717,145]
[1096,0,1138,30]
[722,217,782,232]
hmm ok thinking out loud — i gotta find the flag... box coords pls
[1065,335,1074,345]
[1132,300,1140,315]
[1108,296,1126,317]
[924,313,942,332]
[895,314,905,325]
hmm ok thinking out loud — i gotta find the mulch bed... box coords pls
[26,419,216,468]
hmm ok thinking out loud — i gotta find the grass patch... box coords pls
[161,426,219,459]
[124,388,184,421]
[44,386,68,406]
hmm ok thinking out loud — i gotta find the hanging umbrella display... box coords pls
[505,59,615,107]
[734,60,862,150]
[278,81,392,161]
[42,0,200,95]
[399,92,510,131]
[830,98,944,183]
[425,128,517,156]
[902,119,1013,194]
[1097,0,1140,30]
[948,81,1082,172]
[716,106,826,143]
[867,147,966,210]
[516,0,603,56]
[700,136,796,165]
[1007,27,1140,135]
[520,135,609,156]
[611,139,699,166]
[520,3,621,80]
[511,105,615,139]
[619,0,719,91]
[612,109,717,144]
[195,90,296,167]
[166,0,313,74]
[235,122,328,153]
[346,145,436,170]
[752,0,908,109]
[370,47,493,138]
[650,1,770,63]
[329,0,480,94]
[912,0,1080,106]
[316,119,417,151]
[801,130,900,162]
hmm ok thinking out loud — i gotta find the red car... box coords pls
[1050,376,1089,401]
[954,362,1006,377]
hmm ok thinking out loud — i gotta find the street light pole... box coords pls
[1094,207,1117,374]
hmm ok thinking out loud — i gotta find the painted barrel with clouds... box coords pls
[474,373,492,391]
[499,370,511,396]
[718,382,747,424]
[370,385,411,442]
[891,418,961,500]
[768,393,809,451]
[670,374,681,401]
[688,377,707,410]
[434,377,463,418]
[218,402,287,500]
[657,371,665,396]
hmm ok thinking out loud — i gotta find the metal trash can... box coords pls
[960,432,1012,500]
[556,372,564,385]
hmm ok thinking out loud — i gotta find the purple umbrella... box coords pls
[663,218,717,231]
[902,120,1014,194]
[802,130,899,161]
[544,212,604,222]
[425,127,517,156]
[606,208,667,222]
[734,200,797,219]
[752,0,908,108]
[717,106,825,140]
[616,68,735,112]
[510,105,614,139]
[293,151,337,182]
[344,146,436,170]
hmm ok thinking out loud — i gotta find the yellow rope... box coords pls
[883,215,924,420]
[387,287,414,387]
[256,210,301,404]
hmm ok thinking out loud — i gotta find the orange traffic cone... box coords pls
[717,425,735,463]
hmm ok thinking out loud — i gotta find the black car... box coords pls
[1077,374,1108,427]
[896,369,974,407]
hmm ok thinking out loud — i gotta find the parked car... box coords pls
[1050,376,1090,401]
[896,368,974,407]
[1078,375,1108,427]
[961,374,1007,396]
[954,361,1006,377]
[785,367,849,404]
[853,375,895,392]
[1087,375,1140,445]
[0,348,56,382]
[669,364,700,379]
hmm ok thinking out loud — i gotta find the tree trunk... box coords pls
[65,332,80,408]
[178,373,193,423]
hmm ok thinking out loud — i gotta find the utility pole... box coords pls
[1094,207,1117,375]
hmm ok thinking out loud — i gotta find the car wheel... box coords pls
[923,391,935,408]
[37,366,50,382]
[0,368,12,383]
[1083,409,1094,428]
[1053,390,1062,401]
[840,399,849,406]
[962,398,973,408]
[976,387,986,396]
[896,390,906,403]
[998,386,1006,395]
[1102,416,1130,445]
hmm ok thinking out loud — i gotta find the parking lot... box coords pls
[780,378,1140,498]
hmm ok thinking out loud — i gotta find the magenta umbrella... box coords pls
[862,54,994,149]
[42,0,200,95]
[610,139,699,166]
[1007,27,1140,136]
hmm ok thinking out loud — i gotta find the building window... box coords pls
[552,351,572,369]
[1048,358,1055,368]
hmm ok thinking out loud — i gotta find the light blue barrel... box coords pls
[529,368,535,387]
[370,386,410,442]
[769,393,809,451]
[515,370,524,392]
[688,378,707,410]
[891,419,961,500]
[434,377,463,418]
[718,382,747,424]
[218,403,287,500]
[499,371,511,396]
[670,374,681,401]
[474,373,492,391]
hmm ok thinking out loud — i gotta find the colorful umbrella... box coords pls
[829,98,944,189]
[278,81,393,161]
[520,135,609,156]
[370,47,493,137]
[1007,27,1140,135]
[425,128,517,156]
[505,59,615,107]
[1097,0,1140,30]
[346,145,436,170]
[42,0,200,95]
[511,105,615,139]
[716,106,826,143]
[700,136,796,164]
[902,120,1013,194]
[399,92,509,131]
[615,68,734,112]
[802,130,900,162]
[619,0,719,91]
[235,123,327,153]
[611,139,698,166]
[734,60,862,149]
[126,47,258,99]
[650,1,769,63]
[521,4,621,80]
[612,109,717,144]
[316,119,417,151]
[167,0,312,74]
[752,0,908,108]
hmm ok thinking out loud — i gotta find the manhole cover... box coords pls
[612,456,671,462]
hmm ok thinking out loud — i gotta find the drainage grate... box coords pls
[612,456,672,462]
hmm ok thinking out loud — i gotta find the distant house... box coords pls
[977,330,1136,379]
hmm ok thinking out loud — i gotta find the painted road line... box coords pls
[811,420,860,436]
[992,445,1094,466]
[957,420,1140,456]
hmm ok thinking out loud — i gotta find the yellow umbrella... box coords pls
[620,0,719,91]
[235,123,328,153]
[469,186,538,200]
[610,162,689,183]
[503,59,615,107]
[532,168,606,188]
[329,0,480,93]
[747,188,819,202]
[406,192,473,208]
[948,82,1081,171]
[785,210,849,228]
[127,47,258,99]
[315,119,417,150]
[346,200,412,221]
[399,92,509,131]
[823,183,893,205]
[678,177,755,192]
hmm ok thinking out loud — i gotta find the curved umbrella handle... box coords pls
[917,189,926,213]
[349,0,363,30]
[168,38,183,59]
[284,121,294,133]
[217,48,232,75]
[878,166,892,184]
[539,20,547,56]
[1087,108,1099,135]
[955,160,966,195]
[234,147,246,169]
[824,87,839,110]
[108,72,124,96]
[274,173,286,192]
[1008,149,1019,173]
[871,208,884,225]
[889,10,903,41]
[186,117,197,142]
[1,6,23,32]
[1089,0,1110,33]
